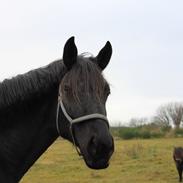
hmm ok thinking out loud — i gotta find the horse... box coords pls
[0,37,114,183]
[173,147,183,182]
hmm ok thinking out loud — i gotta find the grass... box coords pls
[20,138,183,183]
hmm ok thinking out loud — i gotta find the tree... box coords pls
[168,103,183,128]
[154,102,183,128]
[153,106,171,128]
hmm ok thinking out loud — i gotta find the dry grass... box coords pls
[20,138,183,183]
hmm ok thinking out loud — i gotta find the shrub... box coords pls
[174,128,183,137]
[118,127,139,139]
[161,126,172,133]
[150,131,164,138]
[118,127,164,139]
[139,130,151,139]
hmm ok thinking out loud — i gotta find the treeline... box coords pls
[111,102,183,139]
[111,125,183,139]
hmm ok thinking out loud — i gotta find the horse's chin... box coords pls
[86,161,109,170]
[77,142,112,170]
[83,156,109,170]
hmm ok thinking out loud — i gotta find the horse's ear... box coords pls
[63,36,78,70]
[96,41,112,70]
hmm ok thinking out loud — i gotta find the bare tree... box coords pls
[167,103,183,128]
[153,106,171,127]
[154,102,183,128]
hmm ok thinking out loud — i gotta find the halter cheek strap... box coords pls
[56,95,109,156]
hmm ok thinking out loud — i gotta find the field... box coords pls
[20,138,183,183]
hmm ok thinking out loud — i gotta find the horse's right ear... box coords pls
[63,37,78,70]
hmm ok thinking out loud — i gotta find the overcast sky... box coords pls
[0,0,183,125]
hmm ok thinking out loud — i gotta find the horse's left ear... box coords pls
[63,36,78,70]
[96,41,112,70]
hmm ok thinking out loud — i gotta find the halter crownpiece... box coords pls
[56,94,109,156]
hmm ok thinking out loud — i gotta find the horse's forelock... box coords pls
[60,55,107,103]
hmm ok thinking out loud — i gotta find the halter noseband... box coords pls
[56,95,109,156]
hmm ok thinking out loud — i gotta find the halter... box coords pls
[56,95,109,156]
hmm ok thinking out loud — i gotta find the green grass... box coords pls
[20,138,183,183]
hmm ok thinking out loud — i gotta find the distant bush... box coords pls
[111,124,183,139]
[174,128,183,137]
[118,127,139,139]
[161,126,172,133]
[110,127,120,137]
[118,127,152,139]
[116,126,164,139]
[139,130,151,139]
[150,131,164,138]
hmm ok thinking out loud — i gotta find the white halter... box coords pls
[56,95,109,156]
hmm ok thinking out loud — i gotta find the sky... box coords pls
[0,0,183,125]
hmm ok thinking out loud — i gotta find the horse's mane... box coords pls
[0,55,107,111]
[0,60,65,111]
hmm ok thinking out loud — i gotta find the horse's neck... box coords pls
[0,90,58,183]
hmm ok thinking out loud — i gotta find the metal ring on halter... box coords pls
[56,95,109,156]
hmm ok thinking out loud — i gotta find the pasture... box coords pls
[21,138,183,183]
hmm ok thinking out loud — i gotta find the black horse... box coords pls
[173,147,183,182]
[0,37,114,183]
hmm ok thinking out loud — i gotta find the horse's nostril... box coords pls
[88,136,98,157]
[88,136,114,160]
[91,136,97,146]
